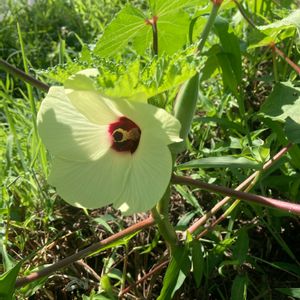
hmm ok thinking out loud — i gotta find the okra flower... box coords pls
[37,70,181,214]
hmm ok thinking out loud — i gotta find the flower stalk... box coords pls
[197,1,221,54]
[151,205,178,252]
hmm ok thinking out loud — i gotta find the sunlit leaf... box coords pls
[214,17,242,84]
[0,261,22,300]
[149,0,206,16]
[177,156,261,170]
[94,4,147,57]
[249,10,300,48]
[191,240,204,288]
[260,82,300,144]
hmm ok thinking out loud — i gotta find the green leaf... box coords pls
[100,275,116,299]
[232,229,249,265]
[19,264,51,298]
[99,48,198,99]
[175,185,203,213]
[249,10,300,48]
[156,10,190,55]
[94,1,197,56]
[176,211,198,230]
[214,17,242,84]
[94,4,147,57]
[260,82,300,144]
[149,0,206,16]
[0,261,22,300]
[45,47,198,101]
[194,116,246,134]
[200,44,220,81]
[191,240,204,288]
[230,274,248,300]
[276,288,300,298]
[157,246,191,300]
[216,51,238,97]
[176,156,261,170]
[285,117,300,143]
[0,241,16,272]
[93,215,116,234]
[260,82,300,121]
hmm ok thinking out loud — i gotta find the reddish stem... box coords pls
[270,43,300,76]
[145,16,158,55]
[172,174,300,215]
[188,144,292,234]
[15,216,154,288]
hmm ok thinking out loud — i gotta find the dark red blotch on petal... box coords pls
[108,116,141,154]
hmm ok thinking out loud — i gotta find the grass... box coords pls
[1,0,300,299]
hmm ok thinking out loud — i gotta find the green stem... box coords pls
[197,2,221,54]
[233,0,257,29]
[151,204,178,252]
[272,46,279,82]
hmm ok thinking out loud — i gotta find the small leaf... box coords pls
[276,288,300,298]
[157,246,191,300]
[100,275,116,299]
[20,265,51,298]
[191,240,204,287]
[175,185,203,213]
[260,82,300,144]
[177,156,260,170]
[249,10,300,48]
[194,116,246,134]
[214,17,242,84]
[285,117,300,144]
[230,274,248,300]
[232,229,249,265]
[260,82,300,121]
[0,261,22,300]
[216,52,238,97]
[0,241,16,271]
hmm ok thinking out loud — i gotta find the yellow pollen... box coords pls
[112,128,140,143]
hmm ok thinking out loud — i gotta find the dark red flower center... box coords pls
[108,117,141,154]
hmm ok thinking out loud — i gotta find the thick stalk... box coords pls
[172,175,300,215]
[197,2,221,53]
[152,16,158,55]
[15,217,154,288]
[187,144,292,234]
[151,205,178,252]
